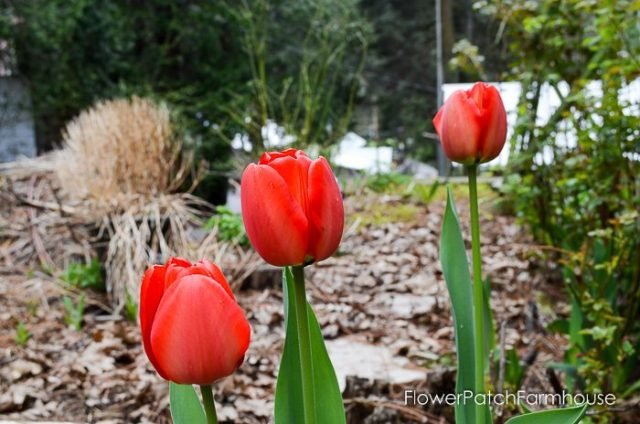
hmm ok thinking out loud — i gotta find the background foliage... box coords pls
[231,0,370,152]
[2,0,252,202]
[485,0,640,404]
[1,0,510,177]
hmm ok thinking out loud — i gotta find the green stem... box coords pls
[468,165,486,424]
[291,265,316,424]
[200,385,218,424]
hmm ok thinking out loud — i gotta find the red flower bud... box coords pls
[433,82,507,165]
[139,257,251,385]
[240,148,344,267]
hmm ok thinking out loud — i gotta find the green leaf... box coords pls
[566,293,585,392]
[505,404,587,424]
[483,277,496,361]
[440,187,476,424]
[548,362,579,376]
[621,378,640,398]
[169,383,206,424]
[275,267,346,424]
[505,349,525,389]
[547,318,570,335]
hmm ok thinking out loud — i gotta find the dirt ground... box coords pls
[0,191,570,423]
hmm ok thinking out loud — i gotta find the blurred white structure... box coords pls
[232,123,393,174]
[0,77,36,162]
[231,119,297,151]
[442,80,640,166]
[332,132,393,174]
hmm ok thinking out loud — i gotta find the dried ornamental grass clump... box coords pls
[1,97,261,314]
[56,96,192,200]
[50,97,213,311]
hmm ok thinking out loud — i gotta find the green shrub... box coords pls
[488,0,640,405]
[557,212,640,395]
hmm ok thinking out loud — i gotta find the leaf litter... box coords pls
[0,189,570,423]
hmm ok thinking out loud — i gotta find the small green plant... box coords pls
[63,294,85,330]
[15,321,31,347]
[26,301,39,317]
[503,349,525,391]
[364,173,411,194]
[61,259,104,291]
[204,206,249,246]
[409,180,441,204]
[124,291,138,322]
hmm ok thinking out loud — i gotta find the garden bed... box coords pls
[0,190,570,423]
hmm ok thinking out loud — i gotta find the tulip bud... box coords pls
[240,148,344,267]
[433,82,507,165]
[139,257,251,385]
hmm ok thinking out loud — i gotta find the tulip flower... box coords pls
[434,83,588,424]
[433,82,508,424]
[432,82,507,165]
[139,257,251,385]
[241,148,346,423]
[240,148,344,267]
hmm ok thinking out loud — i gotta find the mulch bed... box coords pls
[0,192,568,423]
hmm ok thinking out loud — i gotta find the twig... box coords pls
[27,176,55,268]
[6,181,77,215]
[47,177,86,254]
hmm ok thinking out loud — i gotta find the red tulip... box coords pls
[240,148,344,267]
[139,257,251,385]
[433,82,507,165]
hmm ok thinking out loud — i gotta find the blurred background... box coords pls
[0,1,638,423]
[0,0,515,189]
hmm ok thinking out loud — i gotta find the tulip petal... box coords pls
[150,274,251,385]
[259,148,302,163]
[307,157,344,262]
[139,265,170,379]
[267,154,313,214]
[163,257,191,289]
[477,85,507,163]
[173,263,236,300]
[241,163,309,266]
[468,81,488,109]
[436,90,482,165]
[433,107,444,135]
[195,259,235,300]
